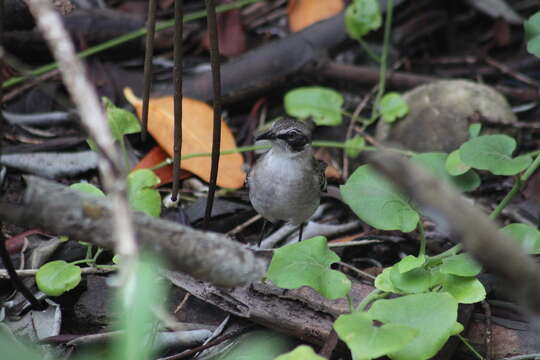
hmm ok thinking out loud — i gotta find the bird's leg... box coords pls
[298,223,304,242]
[258,218,269,247]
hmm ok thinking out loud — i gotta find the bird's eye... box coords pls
[286,132,300,140]
[279,130,308,150]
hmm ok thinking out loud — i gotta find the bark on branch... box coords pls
[0,176,265,287]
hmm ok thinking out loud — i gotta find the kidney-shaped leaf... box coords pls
[525,13,540,57]
[442,274,486,304]
[380,92,409,123]
[340,165,419,232]
[88,98,141,151]
[445,150,471,176]
[266,236,351,299]
[368,293,460,360]
[36,260,82,296]
[334,311,417,360]
[70,182,105,197]
[501,223,540,254]
[390,266,432,294]
[459,135,532,175]
[411,152,480,192]
[275,345,326,360]
[124,88,245,189]
[374,267,402,294]
[345,0,382,40]
[284,87,344,126]
[344,136,365,158]
[127,169,161,217]
[398,255,426,273]
[440,254,482,277]
[104,97,141,140]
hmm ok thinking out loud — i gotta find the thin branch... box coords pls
[141,0,158,141]
[171,0,184,202]
[0,224,45,310]
[24,0,138,284]
[203,0,223,229]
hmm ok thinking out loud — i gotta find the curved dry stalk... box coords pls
[203,0,222,229]
[23,0,137,284]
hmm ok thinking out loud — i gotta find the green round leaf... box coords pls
[36,260,82,296]
[380,92,409,123]
[390,266,431,294]
[525,13,540,57]
[128,169,161,217]
[103,97,141,141]
[411,152,480,192]
[501,223,540,254]
[525,13,540,40]
[284,87,343,126]
[442,274,486,304]
[527,36,540,57]
[88,98,141,151]
[374,267,402,293]
[459,135,532,175]
[275,345,326,360]
[468,123,482,138]
[344,136,365,158]
[70,182,105,197]
[440,254,482,277]
[334,312,417,360]
[266,236,351,299]
[368,293,459,360]
[429,267,444,288]
[445,150,471,176]
[397,255,426,273]
[340,165,419,232]
[345,0,382,40]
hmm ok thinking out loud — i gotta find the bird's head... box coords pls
[256,118,313,153]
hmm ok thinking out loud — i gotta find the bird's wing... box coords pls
[314,159,328,192]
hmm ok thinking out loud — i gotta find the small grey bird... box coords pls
[247,118,326,245]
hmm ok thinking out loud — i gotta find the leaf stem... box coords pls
[358,38,381,63]
[92,247,104,263]
[356,289,387,312]
[418,220,426,257]
[457,334,485,360]
[143,141,386,171]
[427,244,461,264]
[346,293,354,313]
[490,152,540,220]
[71,259,93,266]
[367,0,394,125]
[2,0,263,89]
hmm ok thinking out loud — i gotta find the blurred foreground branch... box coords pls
[370,152,540,315]
[0,176,265,287]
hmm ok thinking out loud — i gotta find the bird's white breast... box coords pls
[248,149,320,225]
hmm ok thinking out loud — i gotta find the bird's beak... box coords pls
[255,129,276,141]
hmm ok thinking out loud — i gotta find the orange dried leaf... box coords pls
[288,0,344,32]
[125,88,245,189]
[132,146,193,185]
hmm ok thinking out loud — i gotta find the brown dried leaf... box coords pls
[124,88,245,189]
